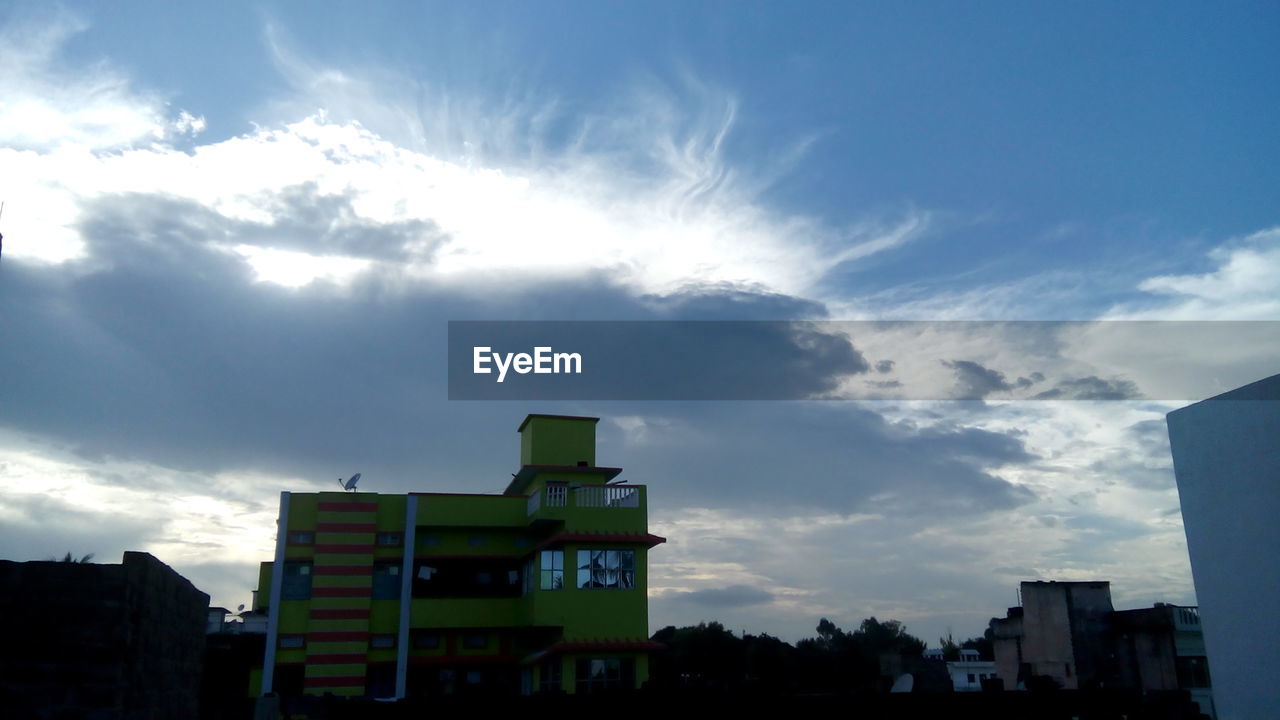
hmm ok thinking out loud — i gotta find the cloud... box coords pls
[659,585,776,609]
[942,359,1015,399]
[0,10,203,152]
[1107,227,1280,320]
[1033,376,1141,401]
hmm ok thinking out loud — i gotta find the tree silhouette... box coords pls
[50,552,95,563]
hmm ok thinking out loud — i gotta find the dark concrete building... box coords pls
[0,551,209,720]
[991,581,1214,717]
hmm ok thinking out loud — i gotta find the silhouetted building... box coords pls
[1167,373,1280,720]
[0,551,209,720]
[991,581,1215,717]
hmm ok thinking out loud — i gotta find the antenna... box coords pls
[339,472,362,492]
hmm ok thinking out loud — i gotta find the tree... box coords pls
[50,552,95,563]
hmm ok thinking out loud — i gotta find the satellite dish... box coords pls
[339,473,362,491]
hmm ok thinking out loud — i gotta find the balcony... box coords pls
[527,484,641,514]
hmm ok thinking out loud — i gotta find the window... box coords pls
[522,558,534,595]
[376,532,403,547]
[576,549,634,589]
[575,657,634,693]
[281,561,313,600]
[541,550,564,590]
[371,634,396,649]
[372,561,402,599]
[967,673,976,683]
[412,559,522,599]
[1176,656,1212,688]
[286,531,314,545]
[463,633,487,649]
[278,634,305,649]
[467,536,487,547]
[412,632,440,649]
[540,659,563,693]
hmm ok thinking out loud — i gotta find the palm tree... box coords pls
[50,552,95,563]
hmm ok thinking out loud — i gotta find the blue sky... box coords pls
[1,1,1277,645]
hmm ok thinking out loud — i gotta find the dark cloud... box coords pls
[2,188,1036,569]
[875,360,894,374]
[866,379,902,389]
[641,283,829,320]
[661,585,775,609]
[0,494,155,563]
[942,359,1015,399]
[1033,376,1141,400]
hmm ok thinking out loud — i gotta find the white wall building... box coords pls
[1166,373,1279,720]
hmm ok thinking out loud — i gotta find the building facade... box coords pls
[256,414,665,698]
[1167,373,1279,720]
[0,551,209,720]
[991,581,1215,717]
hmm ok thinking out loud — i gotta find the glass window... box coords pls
[412,632,440,649]
[278,634,305,649]
[575,657,634,693]
[463,633,487,649]
[576,549,635,589]
[371,634,396,649]
[286,531,314,545]
[375,532,402,547]
[541,550,564,590]
[281,561,313,600]
[540,659,562,693]
[372,561,402,599]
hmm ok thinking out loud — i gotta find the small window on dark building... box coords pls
[376,532,403,547]
[371,634,396,649]
[278,635,305,649]
[286,531,314,545]
[419,534,441,547]
[412,632,440,649]
[463,633,487,649]
[467,536,486,547]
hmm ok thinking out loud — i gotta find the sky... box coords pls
[1,1,1277,645]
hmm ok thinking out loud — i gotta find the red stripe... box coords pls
[313,565,373,576]
[318,502,378,512]
[312,586,371,598]
[310,608,370,620]
[309,631,370,642]
[314,544,374,554]
[307,653,368,665]
[304,676,366,688]
[316,522,377,533]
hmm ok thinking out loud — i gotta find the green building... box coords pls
[256,414,665,698]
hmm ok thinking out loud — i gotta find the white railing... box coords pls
[546,485,568,507]
[1174,606,1201,630]
[527,484,639,514]
[575,485,639,508]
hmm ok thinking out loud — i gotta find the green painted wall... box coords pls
[519,415,597,467]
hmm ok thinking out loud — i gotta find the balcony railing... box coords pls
[527,484,641,515]
[1173,606,1201,631]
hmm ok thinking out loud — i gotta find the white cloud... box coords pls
[1107,227,1280,320]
